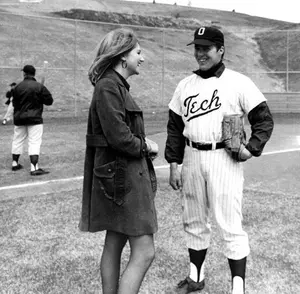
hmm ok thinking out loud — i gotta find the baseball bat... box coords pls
[40,60,48,85]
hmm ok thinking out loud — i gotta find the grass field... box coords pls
[0,113,300,294]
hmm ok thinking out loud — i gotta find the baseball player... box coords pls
[2,82,16,125]
[165,26,274,294]
[11,65,53,175]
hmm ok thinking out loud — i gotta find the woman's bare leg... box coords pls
[118,234,155,294]
[101,231,128,294]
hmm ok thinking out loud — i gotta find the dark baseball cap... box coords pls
[21,65,36,75]
[187,26,224,46]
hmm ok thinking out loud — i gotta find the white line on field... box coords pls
[262,148,300,155]
[0,176,83,191]
[1,148,299,191]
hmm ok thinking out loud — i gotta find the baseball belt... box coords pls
[186,138,225,151]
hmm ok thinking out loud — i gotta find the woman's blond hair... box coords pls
[88,28,138,85]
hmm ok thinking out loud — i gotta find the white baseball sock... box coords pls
[31,163,39,172]
[232,276,244,294]
[189,261,205,282]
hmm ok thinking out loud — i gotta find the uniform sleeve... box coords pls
[5,91,11,105]
[165,109,185,164]
[41,85,53,106]
[6,91,12,99]
[95,79,144,158]
[168,82,183,116]
[239,76,266,114]
[246,101,274,156]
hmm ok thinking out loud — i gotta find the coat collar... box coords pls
[24,76,37,81]
[101,69,130,91]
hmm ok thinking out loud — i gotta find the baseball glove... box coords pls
[221,114,251,162]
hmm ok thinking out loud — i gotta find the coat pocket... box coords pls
[94,161,115,201]
[93,158,131,206]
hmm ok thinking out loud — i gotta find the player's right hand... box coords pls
[169,164,182,190]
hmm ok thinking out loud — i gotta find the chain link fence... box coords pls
[1,11,300,117]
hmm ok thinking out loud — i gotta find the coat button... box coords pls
[108,168,112,172]
[139,171,143,176]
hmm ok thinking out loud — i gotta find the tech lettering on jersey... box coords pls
[183,89,221,122]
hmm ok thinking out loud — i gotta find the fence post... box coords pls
[286,30,289,92]
[74,19,78,117]
[21,15,24,66]
[161,29,165,107]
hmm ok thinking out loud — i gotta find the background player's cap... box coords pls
[187,26,224,46]
[21,64,36,75]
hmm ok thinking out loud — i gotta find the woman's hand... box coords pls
[145,137,159,160]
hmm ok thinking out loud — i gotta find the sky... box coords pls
[123,0,299,23]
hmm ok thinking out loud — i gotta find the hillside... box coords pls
[0,0,299,117]
[0,0,290,29]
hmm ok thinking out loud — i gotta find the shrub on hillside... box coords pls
[53,9,202,30]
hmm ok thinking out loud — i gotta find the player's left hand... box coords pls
[237,144,252,162]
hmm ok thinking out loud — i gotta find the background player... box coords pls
[2,82,16,125]
[11,65,53,175]
[165,26,274,294]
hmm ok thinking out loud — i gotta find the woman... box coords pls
[79,28,158,294]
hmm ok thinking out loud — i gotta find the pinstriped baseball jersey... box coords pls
[168,68,266,143]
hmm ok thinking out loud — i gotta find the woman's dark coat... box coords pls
[79,69,157,236]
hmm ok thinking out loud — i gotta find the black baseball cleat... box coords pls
[12,164,23,171]
[176,277,205,293]
[30,168,50,176]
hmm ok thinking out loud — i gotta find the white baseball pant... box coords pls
[3,103,14,122]
[11,124,43,155]
[181,145,250,260]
